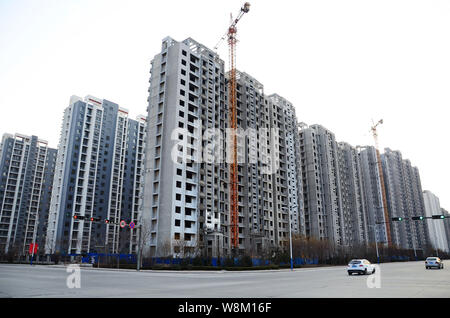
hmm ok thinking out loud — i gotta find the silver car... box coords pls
[425,257,444,269]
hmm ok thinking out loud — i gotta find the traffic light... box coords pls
[73,215,85,220]
[411,216,424,220]
[105,219,110,224]
[392,217,403,221]
[432,215,445,219]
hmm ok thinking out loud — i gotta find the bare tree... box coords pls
[136,218,152,270]
[173,239,189,259]
[158,239,172,259]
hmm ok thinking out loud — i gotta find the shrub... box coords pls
[240,255,253,267]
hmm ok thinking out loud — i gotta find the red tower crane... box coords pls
[215,2,250,252]
[371,119,392,246]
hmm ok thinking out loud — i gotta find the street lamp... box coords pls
[368,224,380,264]
[136,167,158,271]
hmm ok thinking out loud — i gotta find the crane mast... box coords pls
[371,119,392,246]
[216,2,250,252]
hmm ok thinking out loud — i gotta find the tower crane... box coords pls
[370,119,392,246]
[215,2,250,253]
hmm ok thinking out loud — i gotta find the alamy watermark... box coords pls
[66,264,81,289]
[366,264,381,288]
[169,119,284,175]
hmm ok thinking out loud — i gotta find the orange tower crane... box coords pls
[214,2,250,252]
[370,119,392,246]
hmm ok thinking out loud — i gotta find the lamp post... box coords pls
[136,222,143,271]
[368,224,380,264]
[136,167,157,271]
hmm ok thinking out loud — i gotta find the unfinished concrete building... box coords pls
[266,94,304,250]
[142,37,305,258]
[359,146,389,246]
[298,124,343,245]
[337,142,368,247]
[381,149,429,252]
[142,37,226,258]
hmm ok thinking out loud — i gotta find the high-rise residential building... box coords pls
[142,37,225,258]
[235,72,275,255]
[298,124,343,245]
[381,149,429,251]
[408,164,430,251]
[265,93,304,251]
[423,190,449,253]
[0,133,56,256]
[359,146,388,245]
[142,36,304,258]
[45,95,146,255]
[337,142,368,247]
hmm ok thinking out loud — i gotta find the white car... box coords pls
[347,259,376,275]
[425,257,444,269]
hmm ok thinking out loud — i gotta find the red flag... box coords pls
[29,243,38,254]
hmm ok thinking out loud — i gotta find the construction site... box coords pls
[135,2,449,265]
[1,2,449,269]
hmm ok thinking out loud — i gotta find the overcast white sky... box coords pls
[0,0,449,208]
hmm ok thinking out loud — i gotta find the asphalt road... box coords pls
[0,261,449,298]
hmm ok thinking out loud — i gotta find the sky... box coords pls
[0,0,449,208]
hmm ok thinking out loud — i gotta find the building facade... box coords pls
[298,124,344,245]
[423,190,449,253]
[142,37,305,258]
[381,149,429,252]
[45,95,146,255]
[359,146,389,246]
[337,142,368,247]
[0,133,56,256]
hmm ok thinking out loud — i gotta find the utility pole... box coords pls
[369,223,380,264]
[137,223,142,271]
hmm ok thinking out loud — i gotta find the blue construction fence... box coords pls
[57,253,320,267]
[388,255,411,262]
[60,253,137,264]
[149,257,319,267]
[53,253,418,266]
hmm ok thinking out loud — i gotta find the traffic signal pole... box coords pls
[137,224,142,271]
[391,215,446,260]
